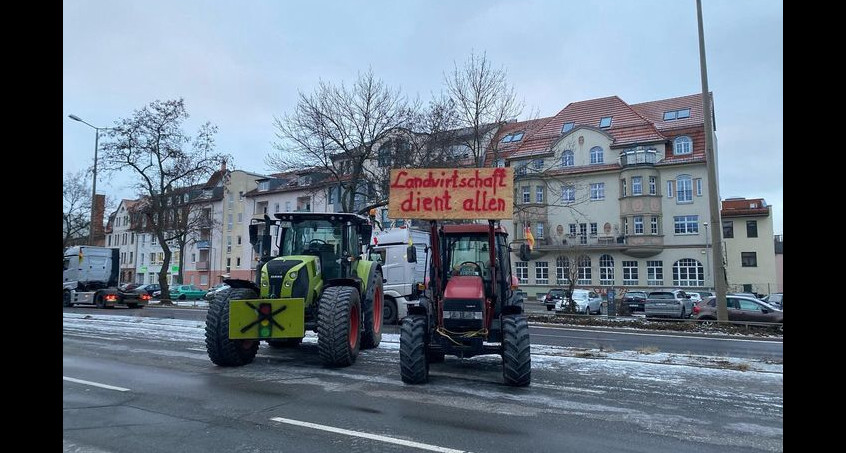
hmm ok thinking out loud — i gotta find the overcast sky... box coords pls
[63,0,783,234]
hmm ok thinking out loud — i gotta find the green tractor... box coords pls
[205,212,384,367]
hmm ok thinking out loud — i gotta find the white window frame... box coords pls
[590,183,605,200]
[599,254,614,286]
[647,260,664,286]
[634,216,644,234]
[535,261,549,285]
[673,136,692,155]
[677,175,693,203]
[622,260,638,285]
[632,176,643,195]
[590,146,604,164]
[515,262,528,284]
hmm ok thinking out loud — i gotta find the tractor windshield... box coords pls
[280,220,343,279]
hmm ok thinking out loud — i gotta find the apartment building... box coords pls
[499,94,721,297]
[105,199,140,285]
[720,197,778,295]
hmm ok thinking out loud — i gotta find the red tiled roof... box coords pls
[631,93,709,132]
[721,198,770,217]
[484,117,553,165]
[501,96,667,161]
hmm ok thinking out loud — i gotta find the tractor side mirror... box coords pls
[248,224,260,254]
[360,224,373,246]
[519,243,531,261]
[407,245,417,263]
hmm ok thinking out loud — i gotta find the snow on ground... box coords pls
[63,313,782,376]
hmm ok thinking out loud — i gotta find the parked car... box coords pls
[119,283,142,291]
[693,295,783,330]
[155,285,208,300]
[543,288,568,311]
[555,289,603,315]
[762,292,783,310]
[644,290,694,319]
[135,284,161,297]
[622,291,648,312]
[687,292,703,304]
[204,283,230,300]
[693,290,715,300]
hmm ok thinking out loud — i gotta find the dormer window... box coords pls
[258,180,270,191]
[663,108,691,121]
[561,122,575,134]
[673,136,693,155]
[500,131,524,143]
[599,117,612,128]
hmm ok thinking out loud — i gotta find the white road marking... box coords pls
[270,416,468,453]
[63,376,130,392]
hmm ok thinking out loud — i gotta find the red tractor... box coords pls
[400,220,531,386]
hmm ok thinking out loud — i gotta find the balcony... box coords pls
[619,148,658,167]
[196,261,210,271]
[196,240,211,250]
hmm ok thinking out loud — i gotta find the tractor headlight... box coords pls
[288,271,298,280]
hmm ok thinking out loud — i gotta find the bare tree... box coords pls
[444,50,523,168]
[99,98,229,303]
[62,170,91,251]
[267,69,417,212]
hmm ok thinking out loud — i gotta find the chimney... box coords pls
[91,194,106,244]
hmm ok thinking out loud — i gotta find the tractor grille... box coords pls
[442,298,484,331]
[265,259,302,298]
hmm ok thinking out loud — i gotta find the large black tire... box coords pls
[267,338,302,348]
[502,314,531,387]
[317,286,361,367]
[400,315,429,384]
[95,292,106,309]
[383,296,398,325]
[63,291,73,308]
[361,270,383,349]
[205,288,260,367]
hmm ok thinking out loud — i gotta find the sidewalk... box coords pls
[147,299,209,309]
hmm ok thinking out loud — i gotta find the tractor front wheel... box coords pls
[205,288,259,366]
[502,314,531,387]
[400,315,429,384]
[317,286,361,367]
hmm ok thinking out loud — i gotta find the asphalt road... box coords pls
[63,309,783,452]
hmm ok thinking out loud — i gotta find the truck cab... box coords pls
[369,227,430,324]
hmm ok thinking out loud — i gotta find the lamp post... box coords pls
[68,114,109,245]
[703,222,711,281]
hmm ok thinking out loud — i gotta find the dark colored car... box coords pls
[543,288,568,311]
[693,295,783,330]
[119,283,142,291]
[135,284,161,297]
[622,291,648,312]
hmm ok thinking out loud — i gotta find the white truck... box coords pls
[62,245,150,309]
[369,227,430,324]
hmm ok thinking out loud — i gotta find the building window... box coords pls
[228,194,234,210]
[237,235,242,245]
[624,218,628,235]
[200,274,209,286]
[590,146,604,164]
[237,212,243,224]
[663,108,690,121]
[666,181,674,198]
[696,179,703,196]
[634,216,644,234]
[723,220,734,238]
[674,215,699,234]
[495,158,505,168]
[599,254,614,285]
[123,233,127,245]
[515,262,528,284]
[522,186,531,203]
[590,223,598,236]
[130,233,135,245]
[673,136,692,155]
[236,257,242,267]
[590,183,605,200]
[621,178,627,197]
[577,255,591,285]
[556,256,569,284]
[562,185,575,203]
[535,262,549,285]
[649,176,657,195]
[378,146,390,167]
[328,187,335,204]
[274,203,280,213]
[285,201,291,211]
[650,216,659,235]
[191,253,195,263]
[561,150,574,167]
[741,252,758,267]
[672,258,704,287]
[227,214,233,231]
[561,122,575,134]
[677,175,693,202]
[622,261,638,285]
[129,252,133,263]
[631,176,643,195]
[599,116,612,128]
[536,186,544,203]
[141,254,145,265]
[569,224,577,236]
[226,258,231,273]
[227,236,232,254]
[746,220,758,238]
[536,223,544,239]
[107,235,111,246]
[532,159,544,171]
[501,131,525,143]
[515,163,527,175]
[647,260,664,286]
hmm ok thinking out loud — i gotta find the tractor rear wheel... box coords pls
[63,291,73,308]
[400,315,429,384]
[205,288,259,367]
[267,338,302,348]
[502,314,531,387]
[361,270,383,349]
[317,286,361,367]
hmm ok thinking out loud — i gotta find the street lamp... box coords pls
[68,114,109,245]
[703,222,711,280]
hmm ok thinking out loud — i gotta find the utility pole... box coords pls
[697,0,728,322]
